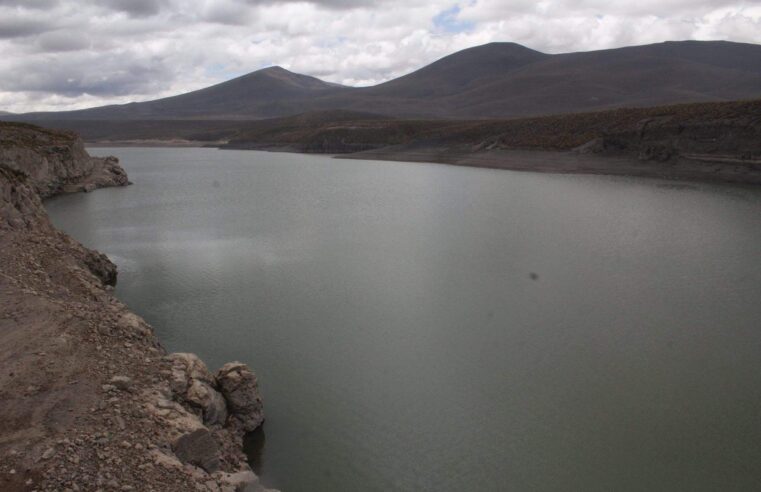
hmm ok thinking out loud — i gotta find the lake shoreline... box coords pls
[337,146,761,185]
[86,139,761,186]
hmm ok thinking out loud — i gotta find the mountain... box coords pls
[18,66,348,121]
[440,40,761,118]
[14,40,761,122]
[315,40,761,118]
[365,42,549,99]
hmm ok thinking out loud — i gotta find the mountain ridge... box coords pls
[10,40,761,122]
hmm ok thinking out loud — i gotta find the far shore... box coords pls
[339,146,761,185]
[85,140,761,186]
[86,139,225,148]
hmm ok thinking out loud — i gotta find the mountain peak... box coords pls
[369,41,548,98]
[258,65,290,74]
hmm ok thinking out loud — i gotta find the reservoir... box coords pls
[47,147,761,491]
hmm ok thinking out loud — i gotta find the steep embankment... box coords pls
[0,122,275,492]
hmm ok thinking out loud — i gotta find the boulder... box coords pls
[215,363,264,432]
[166,352,214,395]
[83,249,117,286]
[186,379,228,427]
[172,428,220,473]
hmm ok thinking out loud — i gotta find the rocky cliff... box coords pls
[0,122,275,491]
[0,122,129,197]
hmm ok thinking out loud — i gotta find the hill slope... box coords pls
[12,40,761,121]
[19,66,349,121]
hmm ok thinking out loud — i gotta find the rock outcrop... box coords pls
[0,122,129,198]
[166,353,265,433]
[0,122,275,492]
[216,363,265,432]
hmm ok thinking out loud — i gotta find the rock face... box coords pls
[0,122,129,198]
[216,362,265,432]
[168,353,229,427]
[167,352,216,393]
[0,122,127,288]
[188,379,229,427]
[167,353,265,432]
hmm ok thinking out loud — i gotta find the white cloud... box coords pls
[0,0,760,112]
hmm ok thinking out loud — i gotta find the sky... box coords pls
[1,0,761,113]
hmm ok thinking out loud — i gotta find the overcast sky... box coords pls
[1,0,760,113]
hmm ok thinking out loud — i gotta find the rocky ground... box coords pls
[0,122,276,492]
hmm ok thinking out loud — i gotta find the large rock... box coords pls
[187,379,228,427]
[82,249,118,286]
[215,363,264,432]
[172,428,221,473]
[166,353,229,427]
[166,352,215,395]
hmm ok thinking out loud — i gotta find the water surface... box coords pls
[47,148,761,491]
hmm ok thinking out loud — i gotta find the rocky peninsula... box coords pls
[0,122,275,492]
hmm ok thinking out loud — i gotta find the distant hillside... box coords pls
[17,66,349,121]
[13,40,761,122]
[365,42,549,99]
[220,99,761,184]
[222,99,761,160]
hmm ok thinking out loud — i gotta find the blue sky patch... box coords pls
[433,5,474,33]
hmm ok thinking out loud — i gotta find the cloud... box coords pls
[98,0,166,17]
[0,0,59,8]
[3,52,174,97]
[34,31,92,52]
[241,0,382,9]
[0,16,55,39]
[0,0,760,112]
